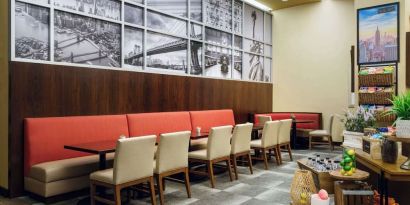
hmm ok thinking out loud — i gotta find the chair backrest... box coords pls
[231,123,253,154]
[206,125,233,160]
[278,119,292,144]
[113,135,156,184]
[156,131,191,173]
[257,115,272,126]
[330,115,344,142]
[261,121,280,147]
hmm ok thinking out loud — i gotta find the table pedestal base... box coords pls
[400,157,410,170]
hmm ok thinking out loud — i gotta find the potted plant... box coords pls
[384,91,410,138]
[342,107,376,149]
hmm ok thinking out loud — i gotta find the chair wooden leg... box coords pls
[207,161,216,188]
[268,149,272,160]
[328,136,334,151]
[114,185,121,205]
[247,153,253,175]
[273,147,281,166]
[309,135,312,150]
[226,159,233,182]
[90,181,96,205]
[149,176,157,205]
[184,167,192,198]
[277,145,283,165]
[287,144,293,161]
[232,155,239,180]
[156,175,165,205]
[262,148,269,170]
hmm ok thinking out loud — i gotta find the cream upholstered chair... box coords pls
[188,125,233,188]
[309,115,343,150]
[90,135,157,205]
[277,119,293,164]
[250,121,281,169]
[257,115,272,125]
[154,131,191,205]
[230,123,253,180]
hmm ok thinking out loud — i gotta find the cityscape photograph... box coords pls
[146,31,187,73]
[27,0,49,4]
[233,50,242,80]
[358,3,398,64]
[190,0,202,22]
[190,41,202,75]
[54,10,121,67]
[54,0,121,21]
[15,1,49,60]
[204,0,232,31]
[205,27,231,47]
[147,0,187,18]
[124,26,143,69]
[147,10,187,37]
[190,23,202,40]
[204,44,231,78]
[233,0,243,34]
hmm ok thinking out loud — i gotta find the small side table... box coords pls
[330,169,371,205]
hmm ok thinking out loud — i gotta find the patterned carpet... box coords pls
[0,147,342,205]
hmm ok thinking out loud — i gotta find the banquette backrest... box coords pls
[253,112,322,130]
[24,115,129,176]
[189,109,236,133]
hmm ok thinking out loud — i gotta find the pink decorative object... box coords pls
[311,194,330,205]
[318,189,329,200]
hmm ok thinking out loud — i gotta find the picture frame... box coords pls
[357,2,399,65]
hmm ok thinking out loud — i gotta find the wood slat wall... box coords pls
[8,61,273,196]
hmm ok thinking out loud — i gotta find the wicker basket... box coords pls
[375,111,396,122]
[359,92,393,105]
[290,170,317,205]
[359,73,394,87]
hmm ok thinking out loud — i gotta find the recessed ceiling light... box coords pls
[282,0,288,2]
[243,0,273,12]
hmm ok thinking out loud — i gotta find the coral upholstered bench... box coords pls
[24,115,129,198]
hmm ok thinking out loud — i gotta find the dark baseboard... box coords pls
[27,189,89,204]
[0,186,9,197]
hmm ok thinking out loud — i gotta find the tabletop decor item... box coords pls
[384,91,410,138]
[381,137,398,163]
[310,189,330,205]
[342,107,375,149]
[339,148,356,176]
[290,170,317,205]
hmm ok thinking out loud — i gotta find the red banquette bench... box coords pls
[24,109,235,198]
[253,112,322,136]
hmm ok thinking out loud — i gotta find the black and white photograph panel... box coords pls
[147,0,187,18]
[205,27,232,47]
[147,10,187,37]
[146,31,188,73]
[190,0,202,22]
[265,44,272,57]
[243,53,264,82]
[233,50,242,80]
[124,3,144,26]
[233,0,243,34]
[264,57,272,82]
[190,41,202,75]
[15,1,49,61]
[244,4,264,41]
[128,0,144,4]
[54,0,121,21]
[25,0,49,4]
[234,35,242,49]
[205,44,232,79]
[54,11,121,67]
[244,38,263,55]
[264,13,272,44]
[124,26,143,69]
[190,23,202,40]
[204,0,232,31]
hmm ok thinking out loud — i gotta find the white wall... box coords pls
[272,0,355,129]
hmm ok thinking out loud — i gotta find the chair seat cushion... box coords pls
[190,138,208,151]
[250,139,262,148]
[29,153,114,183]
[90,168,114,184]
[188,149,207,160]
[309,130,329,136]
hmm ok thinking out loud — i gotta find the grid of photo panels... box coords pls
[12,0,273,83]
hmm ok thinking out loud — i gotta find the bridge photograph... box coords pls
[53,0,121,21]
[124,27,143,68]
[54,10,121,67]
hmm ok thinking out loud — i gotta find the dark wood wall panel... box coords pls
[8,61,272,196]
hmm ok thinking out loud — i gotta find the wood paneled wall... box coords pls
[8,61,273,196]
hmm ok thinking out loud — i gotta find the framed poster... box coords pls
[357,2,399,65]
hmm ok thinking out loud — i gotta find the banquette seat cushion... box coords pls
[24,115,129,197]
[190,109,236,133]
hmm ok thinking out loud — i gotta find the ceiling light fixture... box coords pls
[243,0,273,12]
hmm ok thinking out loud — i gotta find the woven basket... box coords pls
[359,92,393,105]
[290,170,317,205]
[359,73,393,87]
[375,111,396,122]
